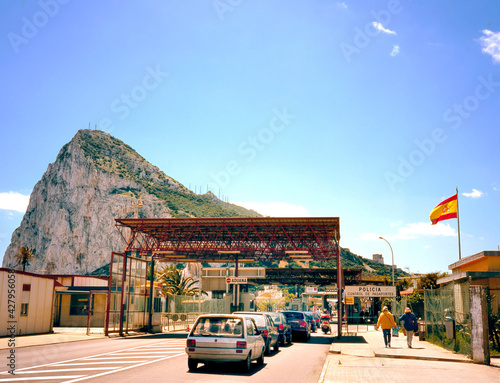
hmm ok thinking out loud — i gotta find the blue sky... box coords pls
[1,0,500,274]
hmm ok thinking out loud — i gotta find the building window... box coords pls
[23,284,31,291]
[70,294,93,315]
[20,303,28,316]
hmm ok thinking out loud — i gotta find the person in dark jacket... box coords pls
[399,307,418,348]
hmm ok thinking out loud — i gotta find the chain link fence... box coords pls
[394,296,407,320]
[424,281,471,356]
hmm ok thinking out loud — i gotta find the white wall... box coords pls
[0,269,55,336]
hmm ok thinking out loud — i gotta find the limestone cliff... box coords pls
[2,129,259,274]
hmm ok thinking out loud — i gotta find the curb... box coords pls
[373,352,473,363]
[317,357,330,383]
[329,344,472,364]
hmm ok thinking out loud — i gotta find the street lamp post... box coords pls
[379,237,394,287]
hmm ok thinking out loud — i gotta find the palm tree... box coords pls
[14,246,36,272]
[158,265,204,298]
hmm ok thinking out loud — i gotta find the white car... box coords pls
[186,314,265,372]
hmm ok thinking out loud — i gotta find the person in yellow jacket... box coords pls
[376,306,397,348]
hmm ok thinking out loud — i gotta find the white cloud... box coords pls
[359,222,456,242]
[234,201,310,217]
[390,44,400,56]
[337,2,347,9]
[372,22,396,35]
[0,192,30,213]
[392,222,456,239]
[478,30,500,63]
[462,189,484,198]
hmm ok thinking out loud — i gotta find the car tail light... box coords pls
[187,339,196,347]
[236,341,247,349]
[279,324,284,331]
[299,320,307,328]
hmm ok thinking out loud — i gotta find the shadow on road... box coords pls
[188,361,265,376]
[128,333,188,340]
[330,335,367,344]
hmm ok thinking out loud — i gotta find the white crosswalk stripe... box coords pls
[0,340,186,382]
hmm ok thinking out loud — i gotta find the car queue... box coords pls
[185,309,328,372]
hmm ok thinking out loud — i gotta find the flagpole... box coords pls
[456,187,462,260]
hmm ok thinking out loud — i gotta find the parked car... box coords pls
[304,312,317,332]
[185,314,265,372]
[234,311,279,355]
[265,311,292,345]
[282,310,311,342]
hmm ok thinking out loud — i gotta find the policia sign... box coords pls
[345,285,396,298]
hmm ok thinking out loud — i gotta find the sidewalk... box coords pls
[320,327,500,382]
[0,328,106,350]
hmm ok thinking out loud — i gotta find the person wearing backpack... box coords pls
[376,306,397,348]
[399,307,418,348]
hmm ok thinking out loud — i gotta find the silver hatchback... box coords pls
[186,314,265,372]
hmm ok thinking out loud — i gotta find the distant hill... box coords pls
[246,247,407,281]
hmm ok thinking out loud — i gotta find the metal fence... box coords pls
[394,296,408,320]
[424,281,471,356]
[161,295,226,332]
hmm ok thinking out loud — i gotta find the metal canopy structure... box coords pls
[251,268,362,286]
[108,217,343,337]
[115,217,340,262]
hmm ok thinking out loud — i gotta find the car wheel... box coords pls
[274,339,279,352]
[265,341,271,355]
[241,354,252,372]
[188,359,198,371]
[256,350,264,366]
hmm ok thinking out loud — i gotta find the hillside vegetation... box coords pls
[66,130,261,218]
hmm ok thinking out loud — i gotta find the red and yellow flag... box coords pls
[429,194,458,225]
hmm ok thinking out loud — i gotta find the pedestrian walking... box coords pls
[376,306,396,347]
[399,307,418,348]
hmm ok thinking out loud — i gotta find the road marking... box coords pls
[9,368,116,374]
[63,354,184,383]
[0,376,85,381]
[56,361,149,365]
[0,340,186,382]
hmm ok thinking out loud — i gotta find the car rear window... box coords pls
[283,312,304,320]
[268,314,282,324]
[241,314,265,326]
[192,317,244,338]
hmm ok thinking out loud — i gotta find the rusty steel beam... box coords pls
[115,217,340,262]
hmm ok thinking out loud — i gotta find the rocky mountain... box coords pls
[2,129,260,274]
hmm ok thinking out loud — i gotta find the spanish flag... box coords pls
[429,194,458,225]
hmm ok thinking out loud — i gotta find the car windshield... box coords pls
[191,317,244,338]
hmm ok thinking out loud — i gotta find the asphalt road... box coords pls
[0,332,332,383]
